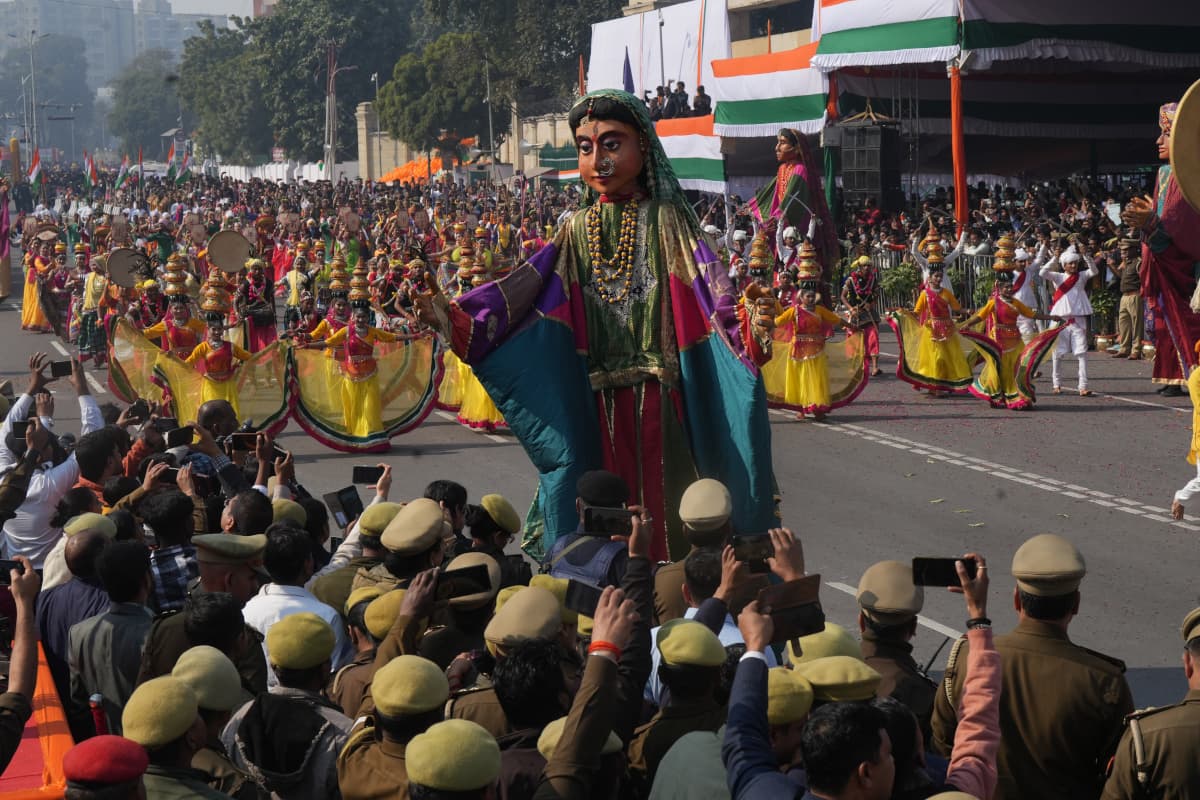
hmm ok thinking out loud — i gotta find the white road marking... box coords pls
[1098,393,1187,414]
[434,411,457,422]
[85,373,106,395]
[50,340,69,357]
[485,434,508,444]
[820,421,1198,530]
[434,409,506,444]
[828,581,962,639]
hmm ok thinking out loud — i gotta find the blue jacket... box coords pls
[721,655,806,800]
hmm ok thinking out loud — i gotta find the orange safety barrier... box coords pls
[0,644,72,799]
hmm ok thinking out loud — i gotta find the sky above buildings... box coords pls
[171,0,249,14]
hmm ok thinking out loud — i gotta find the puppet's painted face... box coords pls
[576,119,644,198]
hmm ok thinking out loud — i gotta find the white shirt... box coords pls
[0,394,56,478]
[1041,256,1098,317]
[644,606,777,706]
[1,396,103,567]
[1013,244,1048,307]
[242,583,353,687]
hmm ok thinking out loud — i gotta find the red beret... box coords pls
[63,735,149,785]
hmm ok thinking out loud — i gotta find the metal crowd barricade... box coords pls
[872,249,907,313]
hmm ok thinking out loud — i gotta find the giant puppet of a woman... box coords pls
[751,128,839,279]
[1123,99,1200,392]
[416,89,778,562]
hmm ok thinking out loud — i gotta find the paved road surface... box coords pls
[3,286,1193,708]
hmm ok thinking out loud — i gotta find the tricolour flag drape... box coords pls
[175,150,191,185]
[165,141,177,183]
[711,42,827,137]
[810,0,961,69]
[655,115,725,193]
[114,155,131,190]
[26,149,41,191]
[83,150,98,190]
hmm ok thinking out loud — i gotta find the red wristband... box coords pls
[587,640,622,659]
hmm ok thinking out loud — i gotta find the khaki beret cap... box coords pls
[480,494,521,536]
[364,589,407,640]
[172,646,243,712]
[538,716,622,759]
[64,512,117,538]
[381,498,444,554]
[785,622,863,667]
[494,584,524,613]
[445,552,501,610]
[484,585,561,646]
[359,502,404,538]
[121,677,199,749]
[345,586,384,616]
[1012,533,1086,597]
[372,655,449,717]
[266,612,335,670]
[767,667,815,725]
[857,560,923,625]
[678,479,732,532]
[795,655,882,702]
[193,533,268,565]
[407,720,501,791]
[656,619,726,667]
[529,574,577,625]
[1182,607,1200,643]
[272,498,307,526]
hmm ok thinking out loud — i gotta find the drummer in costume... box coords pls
[841,255,882,377]
[65,243,90,343]
[1040,243,1099,397]
[183,271,252,418]
[129,279,167,330]
[762,241,867,421]
[235,258,278,351]
[889,241,1002,397]
[961,234,1062,410]
[41,242,73,337]
[279,245,311,329]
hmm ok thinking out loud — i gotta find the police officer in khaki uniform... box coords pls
[122,676,231,800]
[418,551,502,668]
[627,619,728,793]
[352,499,447,593]
[406,719,500,800]
[137,534,270,696]
[172,645,254,799]
[1101,606,1200,799]
[337,654,450,800]
[446,585,563,739]
[856,560,937,742]
[310,502,403,614]
[654,479,734,624]
[794,655,883,708]
[932,534,1134,800]
[328,586,385,718]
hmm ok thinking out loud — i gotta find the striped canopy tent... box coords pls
[804,0,1200,223]
[710,42,828,137]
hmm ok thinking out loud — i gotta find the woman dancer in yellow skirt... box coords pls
[762,241,867,420]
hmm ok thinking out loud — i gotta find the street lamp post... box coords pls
[8,32,49,159]
[371,72,382,182]
[484,56,496,184]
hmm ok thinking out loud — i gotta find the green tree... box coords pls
[108,49,185,158]
[377,31,511,157]
[0,35,95,160]
[245,0,418,161]
[178,19,272,163]
[417,0,622,106]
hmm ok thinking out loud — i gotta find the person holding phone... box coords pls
[931,536,1131,800]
